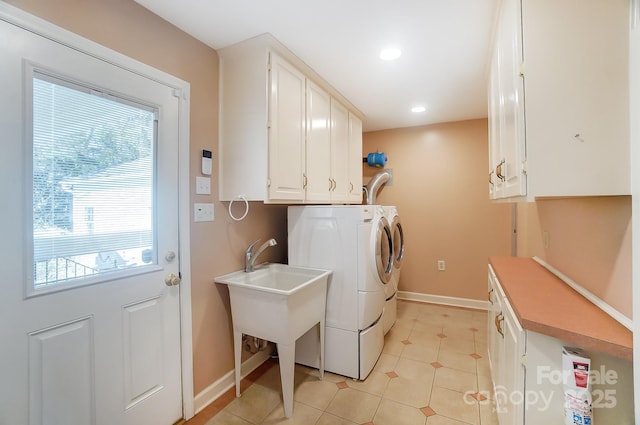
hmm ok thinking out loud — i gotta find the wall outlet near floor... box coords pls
[437,260,446,271]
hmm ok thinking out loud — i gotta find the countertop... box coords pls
[489,256,632,361]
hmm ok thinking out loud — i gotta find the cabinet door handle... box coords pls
[489,170,494,187]
[328,178,333,191]
[488,288,494,304]
[496,160,506,182]
[495,313,504,338]
[350,182,354,193]
[303,174,308,189]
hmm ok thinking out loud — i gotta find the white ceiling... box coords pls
[134,0,498,132]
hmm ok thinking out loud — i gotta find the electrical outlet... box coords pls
[437,260,446,271]
[194,203,214,222]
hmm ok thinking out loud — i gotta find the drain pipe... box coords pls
[365,170,392,205]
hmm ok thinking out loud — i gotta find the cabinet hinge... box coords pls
[267,63,272,71]
[521,353,527,367]
[521,160,527,175]
[519,62,525,77]
[267,121,271,129]
[267,178,271,188]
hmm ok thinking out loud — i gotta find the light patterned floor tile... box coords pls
[476,373,494,399]
[373,353,399,374]
[439,337,476,355]
[442,326,478,341]
[434,367,478,394]
[260,401,323,424]
[325,387,381,424]
[347,370,390,396]
[400,339,440,363]
[429,387,480,425]
[382,338,406,356]
[224,383,282,424]
[314,412,358,425]
[394,357,437,382]
[437,349,478,374]
[383,374,433,408]
[193,302,495,425]
[373,398,428,425]
[425,414,474,424]
[205,410,254,425]
[292,372,340,410]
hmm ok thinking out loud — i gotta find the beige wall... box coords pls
[516,197,632,318]
[7,0,289,395]
[363,119,513,301]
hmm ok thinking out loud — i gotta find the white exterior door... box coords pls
[0,15,184,425]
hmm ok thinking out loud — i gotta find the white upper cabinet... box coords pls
[218,34,364,204]
[329,99,350,202]
[304,80,332,202]
[348,113,363,203]
[489,0,630,200]
[268,53,307,201]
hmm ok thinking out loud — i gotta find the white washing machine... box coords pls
[288,205,392,380]
[381,206,405,335]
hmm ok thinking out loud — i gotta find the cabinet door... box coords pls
[488,46,503,199]
[305,81,332,202]
[348,113,363,203]
[268,53,306,201]
[494,0,527,199]
[487,269,501,371]
[330,99,350,202]
[522,0,629,196]
[501,301,525,425]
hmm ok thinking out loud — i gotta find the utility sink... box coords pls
[215,263,331,295]
[214,263,331,418]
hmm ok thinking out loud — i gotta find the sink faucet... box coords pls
[245,238,277,272]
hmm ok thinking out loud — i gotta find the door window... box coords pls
[30,71,157,293]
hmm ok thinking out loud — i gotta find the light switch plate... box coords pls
[196,176,211,195]
[194,203,214,222]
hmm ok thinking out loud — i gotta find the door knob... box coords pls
[164,273,181,286]
[165,251,176,262]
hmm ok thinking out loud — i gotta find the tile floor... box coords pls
[186,301,499,425]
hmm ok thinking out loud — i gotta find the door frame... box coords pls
[0,3,195,419]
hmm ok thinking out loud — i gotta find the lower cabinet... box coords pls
[487,265,634,424]
[488,267,525,424]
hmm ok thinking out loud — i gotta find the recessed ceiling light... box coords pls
[411,106,427,113]
[379,47,402,61]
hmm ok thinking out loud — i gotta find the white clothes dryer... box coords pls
[288,205,392,380]
[381,206,405,335]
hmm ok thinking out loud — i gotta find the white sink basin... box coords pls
[214,263,332,418]
[214,263,331,295]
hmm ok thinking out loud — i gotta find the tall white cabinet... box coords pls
[218,34,363,204]
[488,0,630,201]
[268,53,307,201]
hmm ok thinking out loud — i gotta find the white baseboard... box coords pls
[397,291,489,311]
[193,348,274,415]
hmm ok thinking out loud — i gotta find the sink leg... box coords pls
[319,321,325,381]
[234,330,243,397]
[277,342,295,418]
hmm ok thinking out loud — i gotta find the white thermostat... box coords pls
[202,150,212,175]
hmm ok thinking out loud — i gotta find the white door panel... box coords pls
[0,17,182,425]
